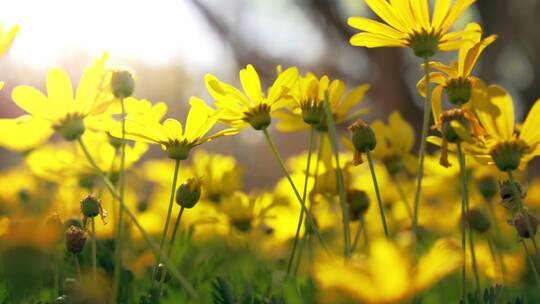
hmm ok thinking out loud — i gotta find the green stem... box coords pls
[74,253,81,281]
[392,175,413,220]
[366,150,389,238]
[113,96,127,302]
[507,170,540,256]
[350,217,363,252]
[457,143,467,304]
[487,236,504,283]
[153,159,181,282]
[361,216,369,250]
[159,206,185,292]
[77,138,198,299]
[286,126,315,277]
[522,240,540,290]
[53,255,59,299]
[262,128,330,255]
[412,56,432,237]
[323,99,351,257]
[293,229,308,276]
[91,217,97,283]
[458,144,481,295]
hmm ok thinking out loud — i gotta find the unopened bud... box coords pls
[349,120,376,152]
[80,194,101,218]
[153,263,171,283]
[510,212,539,238]
[175,178,202,209]
[65,226,87,254]
[110,69,135,99]
[465,209,491,233]
[347,190,370,220]
[499,180,526,211]
[477,176,498,201]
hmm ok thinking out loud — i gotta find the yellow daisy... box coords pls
[417,23,497,117]
[0,23,19,57]
[348,0,478,58]
[314,238,463,303]
[277,78,369,132]
[110,97,238,160]
[468,84,540,172]
[4,53,111,142]
[205,64,298,130]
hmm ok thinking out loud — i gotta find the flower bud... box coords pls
[349,120,376,152]
[63,217,83,230]
[499,180,526,211]
[347,190,370,220]
[65,226,87,254]
[80,194,101,218]
[175,178,202,209]
[110,69,135,99]
[464,209,491,233]
[153,263,171,283]
[440,110,470,143]
[476,176,498,201]
[510,212,539,238]
[383,157,404,176]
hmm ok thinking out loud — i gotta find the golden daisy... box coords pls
[348,0,478,58]
[110,97,238,160]
[205,64,298,130]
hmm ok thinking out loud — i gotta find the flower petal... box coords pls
[347,17,407,39]
[520,99,540,145]
[239,64,263,104]
[350,32,407,48]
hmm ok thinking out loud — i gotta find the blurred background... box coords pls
[1,0,539,188]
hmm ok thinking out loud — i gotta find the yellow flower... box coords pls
[110,97,237,159]
[417,23,497,117]
[277,78,369,132]
[0,23,19,57]
[220,191,275,233]
[314,238,463,303]
[205,64,298,130]
[468,84,540,171]
[371,111,417,175]
[187,150,243,202]
[348,0,478,58]
[4,53,111,142]
[0,115,54,151]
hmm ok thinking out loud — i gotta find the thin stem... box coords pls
[323,99,351,257]
[159,206,185,292]
[487,236,504,283]
[366,149,389,238]
[361,216,369,250]
[286,126,314,277]
[74,253,81,281]
[457,143,467,304]
[392,175,413,220]
[77,138,199,299]
[153,159,181,282]
[507,170,540,256]
[292,229,308,276]
[261,128,330,255]
[350,218,363,252]
[457,143,481,295]
[412,56,432,237]
[113,96,127,302]
[53,255,59,299]
[522,240,540,290]
[91,217,97,283]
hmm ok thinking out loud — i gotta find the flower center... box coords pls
[166,140,193,160]
[489,140,529,172]
[54,113,85,141]
[445,77,472,106]
[243,104,271,130]
[408,30,440,58]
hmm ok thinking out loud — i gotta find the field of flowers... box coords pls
[0,0,539,303]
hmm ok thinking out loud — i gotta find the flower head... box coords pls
[110,97,237,159]
[205,64,298,130]
[469,85,540,171]
[4,53,111,142]
[348,0,478,58]
[314,238,463,303]
[417,23,497,117]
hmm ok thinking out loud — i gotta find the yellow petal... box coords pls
[411,0,430,30]
[350,32,407,48]
[205,74,250,107]
[47,68,74,108]
[347,17,407,39]
[184,97,220,141]
[336,84,369,118]
[432,84,444,123]
[328,79,346,109]
[369,239,410,299]
[414,239,463,293]
[76,52,108,111]
[11,85,59,120]
[365,0,409,33]
[450,120,474,143]
[462,34,497,77]
[431,0,451,30]
[163,118,184,141]
[0,116,53,151]
[389,111,415,153]
[520,99,540,145]
[440,0,476,33]
[239,64,263,104]
[267,66,298,105]
[488,85,515,140]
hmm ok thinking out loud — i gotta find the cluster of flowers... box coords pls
[0,1,539,303]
